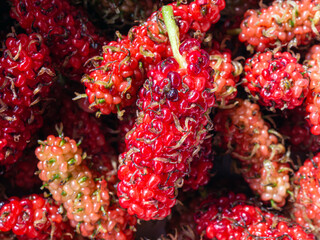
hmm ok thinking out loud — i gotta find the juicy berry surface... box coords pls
[243,51,309,110]
[195,192,315,240]
[117,39,216,220]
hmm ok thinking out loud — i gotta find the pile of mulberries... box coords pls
[2,0,320,239]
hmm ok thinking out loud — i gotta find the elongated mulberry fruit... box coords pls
[213,99,292,207]
[117,6,216,220]
[0,31,55,167]
[243,51,309,110]
[195,192,315,240]
[35,134,136,239]
[239,0,320,52]
[10,0,107,82]
[60,97,120,185]
[81,0,225,116]
[0,194,74,240]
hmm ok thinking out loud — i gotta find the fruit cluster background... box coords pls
[1,0,320,239]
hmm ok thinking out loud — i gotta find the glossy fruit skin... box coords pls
[304,45,320,135]
[243,51,309,110]
[52,95,121,186]
[35,93,136,239]
[239,0,320,52]
[0,33,55,107]
[0,105,42,166]
[292,153,320,236]
[82,0,225,115]
[208,46,242,106]
[213,99,291,207]
[0,194,74,240]
[117,39,216,220]
[195,192,315,240]
[10,0,107,82]
[183,136,214,191]
[194,192,316,240]
[0,32,55,166]
[35,135,136,240]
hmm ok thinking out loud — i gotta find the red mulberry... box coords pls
[239,0,320,52]
[195,192,315,240]
[10,0,107,81]
[81,0,225,116]
[117,6,216,220]
[292,152,320,236]
[0,194,74,239]
[243,51,309,110]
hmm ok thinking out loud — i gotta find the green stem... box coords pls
[162,5,187,69]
